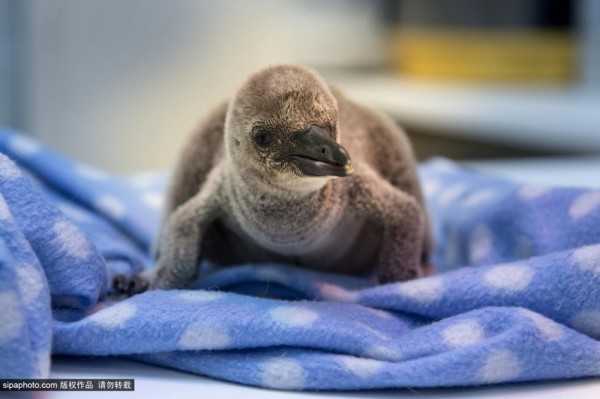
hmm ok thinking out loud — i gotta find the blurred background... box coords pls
[0,0,599,173]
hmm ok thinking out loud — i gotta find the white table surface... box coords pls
[27,156,600,399]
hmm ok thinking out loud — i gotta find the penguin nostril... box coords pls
[321,147,326,155]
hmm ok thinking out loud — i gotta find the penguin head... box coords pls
[225,65,353,192]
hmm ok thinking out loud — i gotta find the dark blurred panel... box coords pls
[536,0,573,27]
[394,0,574,28]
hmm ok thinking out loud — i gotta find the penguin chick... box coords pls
[114,65,432,295]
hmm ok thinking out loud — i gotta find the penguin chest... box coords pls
[226,200,345,256]
[295,212,382,275]
[223,199,380,275]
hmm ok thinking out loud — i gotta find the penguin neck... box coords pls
[229,167,326,205]
[224,166,344,248]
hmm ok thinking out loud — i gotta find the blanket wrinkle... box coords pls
[1,127,600,390]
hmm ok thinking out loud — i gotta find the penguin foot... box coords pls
[112,274,150,296]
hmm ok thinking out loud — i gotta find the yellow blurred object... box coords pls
[389,28,575,83]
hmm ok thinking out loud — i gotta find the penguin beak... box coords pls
[280,125,354,177]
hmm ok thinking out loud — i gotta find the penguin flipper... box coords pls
[345,165,427,284]
[152,102,228,260]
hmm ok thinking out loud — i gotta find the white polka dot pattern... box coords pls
[0,196,11,220]
[0,291,24,344]
[397,276,443,304]
[269,306,319,327]
[362,344,402,361]
[438,183,468,208]
[16,263,45,307]
[94,195,126,219]
[142,192,163,209]
[423,179,441,197]
[53,220,92,260]
[518,186,551,201]
[480,349,521,383]
[569,192,600,220]
[178,291,227,302]
[443,321,484,348]
[483,264,534,292]
[8,136,41,156]
[88,302,137,329]
[179,323,231,350]
[469,225,493,264]
[572,245,600,277]
[260,359,305,389]
[339,356,383,379]
[463,190,497,208]
[0,159,22,180]
[520,310,564,341]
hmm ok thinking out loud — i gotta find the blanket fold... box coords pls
[1,127,600,390]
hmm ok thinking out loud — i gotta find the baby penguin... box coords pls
[115,65,431,294]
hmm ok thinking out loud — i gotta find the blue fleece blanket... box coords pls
[2,127,600,390]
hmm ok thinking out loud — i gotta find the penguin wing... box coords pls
[163,101,228,217]
[335,91,433,262]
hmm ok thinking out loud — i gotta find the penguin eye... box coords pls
[254,130,274,147]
